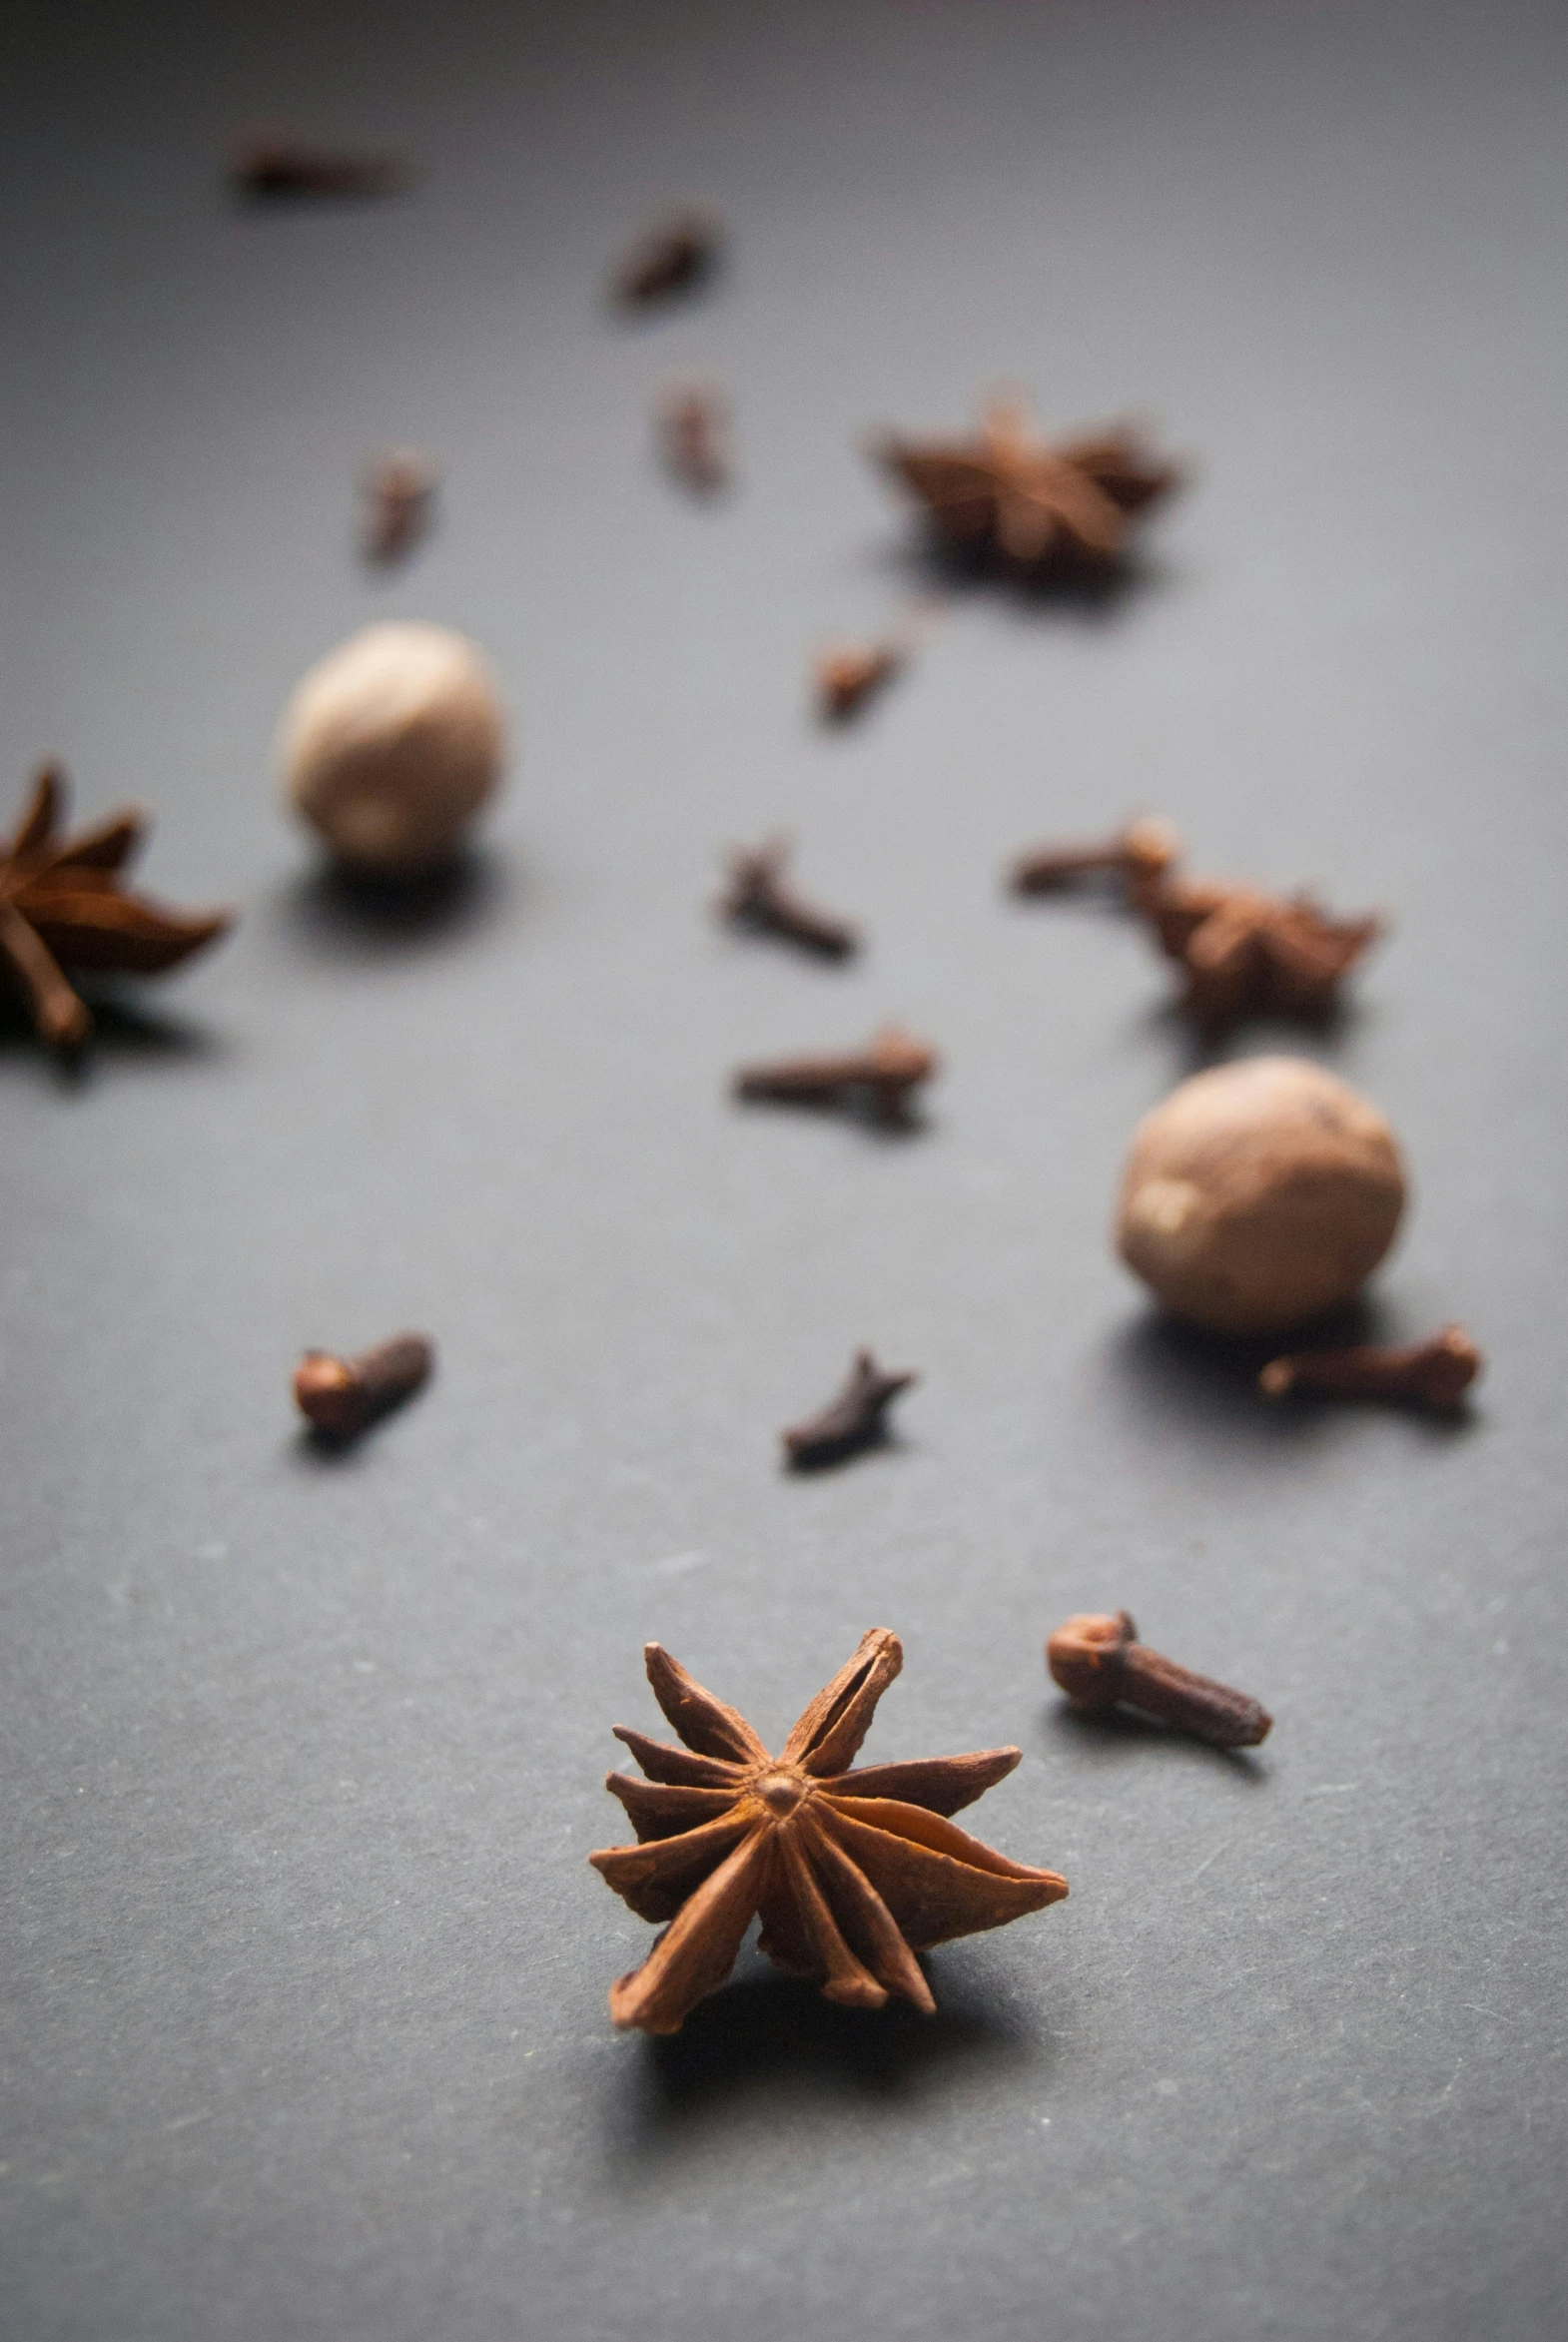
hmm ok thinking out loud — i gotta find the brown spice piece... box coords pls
[363,449,438,564]
[874,395,1180,572]
[293,1333,433,1441]
[783,1349,916,1469]
[1116,1058,1405,1333]
[1135,870,1382,1023]
[659,385,731,493]
[815,641,903,723]
[719,838,859,960]
[0,765,232,1054]
[231,132,412,200]
[1048,1611,1271,1748]
[1260,1324,1481,1411]
[612,210,723,307]
[732,1024,937,1123]
[1011,816,1181,897]
[590,1628,1068,2034]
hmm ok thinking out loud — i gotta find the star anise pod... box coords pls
[1134,871,1382,1023]
[0,764,232,1052]
[589,1629,1067,2035]
[874,395,1180,572]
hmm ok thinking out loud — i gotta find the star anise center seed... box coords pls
[753,1769,809,1817]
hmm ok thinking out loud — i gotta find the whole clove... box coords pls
[612,210,723,307]
[1047,1611,1271,1749]
[783,1349,917,1469]
[231,132,412,201]
[1011,816,1180,897]
[732,1024,937,1123]
[719,838,859,959]
[1260,1324,1481,1411]
[659,385,731,493]
[293,1332,433,1441]
[363,449,438,564]
[815,641,903,723]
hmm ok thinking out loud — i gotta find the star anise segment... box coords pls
[875,396,1180,574]
[0,764,232,1051]
[589,1629,1067,2035]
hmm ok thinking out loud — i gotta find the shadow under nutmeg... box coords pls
[275,843,510,960]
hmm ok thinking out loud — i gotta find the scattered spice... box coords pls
[1135,872,1382,1024]
[1116,1058,1405,1332]
[659,384,731,493]
[0,764,231,1054]
[1260,1324,1481,1411]
[293,1332,433,1441]
[815,640,903,723]
[589,1628,1068,2034]
[231,131,412,201]
[782,1349,916,1469]
[719,838,859,960]
[280,621,506,875]
[1011,816,1180,898]
[363,448,438,565]
[732,1024,937,1124]
[612,209,723,307]
[874,395,1180,573]
[1048,1611,1271,1748]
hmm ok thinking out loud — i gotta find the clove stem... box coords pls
[1260,1326,1480,1411]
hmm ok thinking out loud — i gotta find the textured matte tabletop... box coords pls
[3,3,1565,2338]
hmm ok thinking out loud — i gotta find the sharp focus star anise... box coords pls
[589,1629,1068,2035]
[1134,871,1382,1023]
[0,764,232,1052]
[874,395,1180,572]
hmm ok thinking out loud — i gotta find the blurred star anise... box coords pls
[875,395,1180,570]
[0,764,232,1052]
[590,1628,1067,2035]
[1135,871,1382,1023]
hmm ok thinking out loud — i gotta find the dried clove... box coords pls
[732,1024,937,1123]
[231,131,413,201]
[293,1332,433,1441]
[659,385,731,493]
[363,449,438,565]
[815,641,903,723]
[611,210,723,307]
[1134,871,1382,1024]
[1260,1324,1481,1411]
[719,838,859,960]
[782,1349,917,1469]
[1011,816,1180,897]
[1047,1611,1271,1748]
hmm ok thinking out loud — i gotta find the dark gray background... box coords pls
[2,2,1565,2335]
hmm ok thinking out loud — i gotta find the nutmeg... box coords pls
[1115,1057,1405,1332]
[279,621,506,875]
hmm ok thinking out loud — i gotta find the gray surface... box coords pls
[2,1,1566,2336]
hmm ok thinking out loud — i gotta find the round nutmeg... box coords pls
[280,621,506,875]
[1115,1057,1405,1332]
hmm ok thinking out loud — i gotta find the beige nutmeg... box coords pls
[1115,1057,1405,1332]
[280,621,506,875]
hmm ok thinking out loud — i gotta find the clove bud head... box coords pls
[293,1333,433,1441]
[1045,1610,1139,1708]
